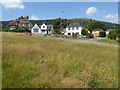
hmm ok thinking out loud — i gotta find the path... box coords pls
[47,37,118,47]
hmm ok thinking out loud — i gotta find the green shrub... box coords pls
[86,33,94,38]
[99,31,106,37]
[108,30,119,40]
[72,33,78,38]
[2,28,29,33]
[81,29,88,36]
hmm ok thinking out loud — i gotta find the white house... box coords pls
[92,29,101,37]
[63,23,83,36]
[106,29,114,35]
[31,23,54,35]
[92,29,114,37]
[31,24,41,34]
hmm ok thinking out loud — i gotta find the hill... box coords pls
[1,18,118,29]
[69,18,118,29]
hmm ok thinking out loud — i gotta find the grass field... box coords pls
[2,32,118,88]
[97,38,118,45]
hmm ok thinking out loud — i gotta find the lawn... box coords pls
[2,32,118,88]
[97,38,118,45]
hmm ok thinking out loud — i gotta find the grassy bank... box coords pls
[2,32,118,88]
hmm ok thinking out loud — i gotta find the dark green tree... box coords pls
[88,20,107,32]
[52,18,68,34]
[99,31,106,37]
[81,29,88,36]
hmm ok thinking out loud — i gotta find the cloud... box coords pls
[86,7,97,16]
[0,0,25,9]
[105,14,118,23]
[30,15,39,20]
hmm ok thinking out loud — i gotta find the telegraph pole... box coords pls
[61,11,64,38]
[61,11,64,29]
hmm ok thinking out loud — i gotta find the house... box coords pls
[92,29,102,37]
[106,29,114,35]
[31,23,54,35]
[7,16,33,30]
[63,23,83,36]
[31,24,41,34]
[92,29,114,37]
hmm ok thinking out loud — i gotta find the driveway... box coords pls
[47,37,118,47]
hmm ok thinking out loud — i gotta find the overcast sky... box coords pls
[0,1,118,23]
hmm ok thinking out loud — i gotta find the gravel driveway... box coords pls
[47,37,118,47]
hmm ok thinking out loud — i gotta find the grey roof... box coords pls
[7,18,33,30]
[106,29,114,31]
[66,23,81,28]
[94,29,102,31]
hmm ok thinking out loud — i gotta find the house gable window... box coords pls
[43,26,45,28]
[72,27,74,30]
[34,29,39,33]
[76,27,79,30]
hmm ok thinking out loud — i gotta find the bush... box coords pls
[108,30,119,40]
[72,33,78,38]
[86,33,94,38]
[81,29,88,36]
[99,31,106,37]
[2,28,29,33]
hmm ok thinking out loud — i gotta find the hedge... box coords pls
[99,31,106,37]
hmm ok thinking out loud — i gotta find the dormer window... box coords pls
[72,27,74,30]
[76,27,79,30]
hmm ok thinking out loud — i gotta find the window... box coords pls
[72,27,74,30]
[76,27,79,30]
[43,26,45,28]
[34,29,39,33]
[68,33,71,35]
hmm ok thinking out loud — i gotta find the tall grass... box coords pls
[2,32,118,88]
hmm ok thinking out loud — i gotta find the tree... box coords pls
[99,31,106,37]
[81,29,88,36]
[88,20,107,32]
[52,18,68,34]
[86,33,94,38]
[72,33,78,38]
[108,29,120,40]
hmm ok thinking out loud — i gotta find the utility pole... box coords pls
[81,20,84,29]
[60,11,64,38]
[61,11,64,29]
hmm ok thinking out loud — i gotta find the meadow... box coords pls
[2,32,118,88]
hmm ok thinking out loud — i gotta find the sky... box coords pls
[0,1,118,23]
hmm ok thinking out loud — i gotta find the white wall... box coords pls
[65,27,83,35]
[106,31,110,35]
[31,23,54,35]
[41,23,47,30]
[31,24,41,34]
